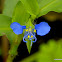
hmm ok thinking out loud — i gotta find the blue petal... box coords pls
[22,26,26,29]
[10,22,21,30]
[13,28,23,35]
[35,22,51,36]
[10,22,26,35]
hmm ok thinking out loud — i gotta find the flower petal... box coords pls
[35,22,51,36]
[22,26,26,29]
[13,28,23,35]
[10,22,26,35]
[10,22,21,30]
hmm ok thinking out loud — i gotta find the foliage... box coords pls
[3,0,19,17]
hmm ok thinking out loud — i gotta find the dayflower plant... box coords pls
[10,22,51,46]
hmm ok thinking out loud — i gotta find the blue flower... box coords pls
[10,22,51,46]
[10,22,26,35]
[35,22,51,36]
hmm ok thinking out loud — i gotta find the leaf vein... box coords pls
[40,0,56,11]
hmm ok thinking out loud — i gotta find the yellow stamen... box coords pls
[31,35,33,38]
[28,35,30,38]
[34,29,36,33]
[26,29,28,31]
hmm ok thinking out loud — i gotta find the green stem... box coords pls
[6,34,23,62]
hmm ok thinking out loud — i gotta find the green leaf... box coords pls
[20,0,39,17]
[3,0,19,17]
[12,1,30,25]
[9,34,23,55]
[6,31,17,44]
[37,0,62,17]
[0,14,17,44]
[0,14,12,36]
